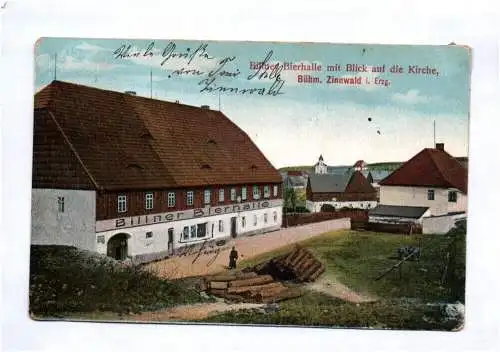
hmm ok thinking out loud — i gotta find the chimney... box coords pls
[124,91,137,96]
[435,143,445,151]
[201,105,210,109]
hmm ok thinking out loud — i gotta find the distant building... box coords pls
[305,171,378,212]
[372,143,468,233]
[314,155,328,174]
[353,160,367,171]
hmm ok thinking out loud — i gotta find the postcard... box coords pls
[31,38,470,331]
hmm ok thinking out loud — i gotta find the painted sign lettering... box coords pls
[101,199,281,232]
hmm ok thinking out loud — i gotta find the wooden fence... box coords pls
[351,221,422,234]
[282,210,368,228]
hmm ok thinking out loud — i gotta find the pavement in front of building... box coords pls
[144,218,350,279]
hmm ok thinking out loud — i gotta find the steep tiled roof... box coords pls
[379,147,468,194]
[33,80,282,191]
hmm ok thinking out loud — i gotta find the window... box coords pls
[145,231,153,238]
[145,193,153,210]
[241,216,246,228]
[273,211,277,223]
[183,226,189,240]
[197,223,207,238]
[57,196,65,213]
[231,188,236,201]
[219,220,224,232]
[118,195,127,213]
[448,191,457,203]
[253,185,260,200]
[273,185,278,197]
[264,185,270,198]
[219,189,224,202]
[241,187,247,201]
[190,225,196,238]
[204,189,211,204]
[168,192,176,207]
[427,189,435,201]
[264,213,268,224]
[253,214,257,226]
[186,191,194,206]
[97,235,105,244]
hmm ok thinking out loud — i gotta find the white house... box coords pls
[374,143,468,234]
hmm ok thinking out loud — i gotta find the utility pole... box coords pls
[433,120,436,147]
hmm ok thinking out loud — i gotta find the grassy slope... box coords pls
[29,245,211,318]
[204,231,465,329]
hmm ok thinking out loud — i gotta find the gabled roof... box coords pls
[379,147,468,194]
[33,80,282,191]
[308,173,352,193]
[369,205,430,219]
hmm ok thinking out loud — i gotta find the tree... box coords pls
[284,188,297,213]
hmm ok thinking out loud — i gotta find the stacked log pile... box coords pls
[201,246,325,303]
[252,246,325,282]
[202,272,302,303]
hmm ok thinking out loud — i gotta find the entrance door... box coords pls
[230,217,237,238]
[107,233,128,260]
[167,228,174,255]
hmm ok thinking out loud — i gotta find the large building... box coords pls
[305,171,378,212]
[31,81,284,263]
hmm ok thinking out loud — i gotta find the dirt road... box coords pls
[145,218,350,279]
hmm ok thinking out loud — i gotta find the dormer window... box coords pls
[207,139,217,145]
[127,163,144,169]
[201,164,211,169]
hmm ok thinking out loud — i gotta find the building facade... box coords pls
[374,143,468,233]
[305,171,378,212]
[31,81,283,263]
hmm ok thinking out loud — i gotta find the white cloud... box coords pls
[392,89,430,104]
[74,42,110,52]
[35,53,51,70]
[58,55,123,72]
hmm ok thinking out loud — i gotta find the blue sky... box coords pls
[35,38,471,168]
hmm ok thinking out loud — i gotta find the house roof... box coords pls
[285,175,308,188]
[369,204,430,219]
[308,173,352,193]
[379,147,468,194]
[33,80,282,191]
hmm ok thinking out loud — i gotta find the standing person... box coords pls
[229,246,239,270]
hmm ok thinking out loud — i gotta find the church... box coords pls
[31,81,284,264]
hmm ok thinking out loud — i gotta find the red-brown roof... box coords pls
[33,80,282,191]
[379,147,468,194]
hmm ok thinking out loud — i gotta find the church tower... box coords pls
[314,154,328,174]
